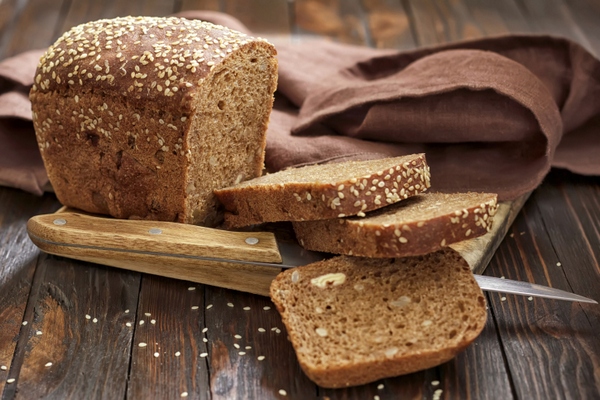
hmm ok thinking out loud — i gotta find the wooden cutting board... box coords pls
[27,194,529,297]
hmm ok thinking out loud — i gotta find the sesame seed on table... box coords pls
[0,1,599,400]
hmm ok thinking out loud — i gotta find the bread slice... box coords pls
[292,192,498,258]
[214,154,431,228]
[270,249,487,388]
[30,16,278,225]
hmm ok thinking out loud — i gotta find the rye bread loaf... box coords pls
[214,154,431,228]
[293,192,498,257]
[30,16,278,225]
[270,249,487,388]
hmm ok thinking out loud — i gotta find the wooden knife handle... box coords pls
[27,212,282,296]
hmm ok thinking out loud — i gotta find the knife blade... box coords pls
[26,211,597,304]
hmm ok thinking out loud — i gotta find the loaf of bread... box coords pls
[214,154,431,228]
[293,192,498,257]
[270,249,487,388]
[30,16,278,225]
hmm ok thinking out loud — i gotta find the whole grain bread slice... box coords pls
[214,154,431,228]
[292,192,498,258]
[269,249,487,388]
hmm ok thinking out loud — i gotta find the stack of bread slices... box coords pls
[214,153,498,388]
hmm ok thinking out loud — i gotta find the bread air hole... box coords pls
[217,100,225,110]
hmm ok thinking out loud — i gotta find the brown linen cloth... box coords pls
[1,11,599,200]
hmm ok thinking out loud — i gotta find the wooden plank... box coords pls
[516,0,596,54]
[0,0,64,59]
[359,0,416,49]
[463,0,534,35]
[57,0,177,37]
[5,256,141,399]
[404,0,485,46]
[533,171,600,325]
[202,287,316,399]
[293,0,372,45]
[178,0,220,13]
[126,275,210,399]
[0,190,59,398]
[485,190,600,398]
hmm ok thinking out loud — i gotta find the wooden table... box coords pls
[1,1,599,399]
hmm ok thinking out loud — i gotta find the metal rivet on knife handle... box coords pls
[148,228,163,235]
[245,237,259,245]
[53,218,67,226]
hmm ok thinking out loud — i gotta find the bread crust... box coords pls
[215,154,431,228]
[293,192,498,257]
[30,16,277,224]
[270,250,487,388]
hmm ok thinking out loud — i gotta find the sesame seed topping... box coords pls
[200,352,208,357]
[7,379,15,384]
[257,355,265,361]
[45,362,53,367]
[139,342,147,347]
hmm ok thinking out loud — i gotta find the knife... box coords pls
[26,211,597,304]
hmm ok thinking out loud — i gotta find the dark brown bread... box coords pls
[214,154,431,228]
[270,249,487,388]
[293,192,498,257]
[30,16,278,225]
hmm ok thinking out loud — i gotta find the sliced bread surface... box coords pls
[292,192,498,258]
[214,154,431,228]
[270,250,487,388]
